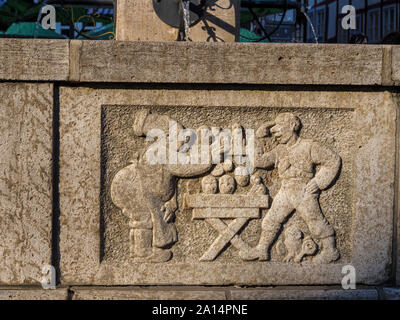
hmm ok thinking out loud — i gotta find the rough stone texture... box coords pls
[351,91,396,284]
[383,288,400,300]
[0,288,68,300]
[59,86,395,286]
[397,93,400,287]
[71,287,226,300]
[115,0,239,42]
[76,41,384,85]
[0,83,53,285]
[230,287,379,300]
[1,40,400,87]
[0,39,69,81]
[392,47,400,84]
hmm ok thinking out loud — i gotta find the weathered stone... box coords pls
[71,287,226,300]
[0,39,69,81]
[59,86,395,286]
[115,0,239,42]
[75,41,384,85]
[230,287,379,300]
[0,83,53,285]
[392,47,400,83]
[0,288,68,300]
[383,288,400,300]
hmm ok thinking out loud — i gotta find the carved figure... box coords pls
[239,113,341,263]
[296,237,318,262]
[111,110,216,263]
[282,226,303,263]
[234,166,250,187]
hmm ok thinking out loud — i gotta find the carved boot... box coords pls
[149,247,172,263]
[131,228,153,262]
[313,235,340,264]
[239,227,277,261]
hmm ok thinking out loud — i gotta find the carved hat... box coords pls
[133,109,150,137]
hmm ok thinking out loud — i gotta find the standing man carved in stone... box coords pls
[239,113,341,263]
[111,110,216,263]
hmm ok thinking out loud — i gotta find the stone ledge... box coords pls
[0,288,68,300]
[383,288,400,300]
[70,287,227,300]
[230,287,379,300]
[1,39,399,86]
[75,42,384,85]
[0,39,69,81]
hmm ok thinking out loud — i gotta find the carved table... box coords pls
[183,194,270,261]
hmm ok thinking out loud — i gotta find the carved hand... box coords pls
[305,179,319,194]
[161,200,177,223]
[256,121,275,138]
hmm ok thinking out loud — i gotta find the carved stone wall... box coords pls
[59,87,396,286]
[0,39,399,299]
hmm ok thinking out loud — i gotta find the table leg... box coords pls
[200,218,248,261]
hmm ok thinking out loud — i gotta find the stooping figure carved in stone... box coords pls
[239,112,342,264]
[111,110,216,263]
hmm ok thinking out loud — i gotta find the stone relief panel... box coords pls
[102,105,354,265]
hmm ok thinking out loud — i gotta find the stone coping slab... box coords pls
[0,39,69,81]
[2,39,400,86]
[0,288,68,300]
[71,287,226,300]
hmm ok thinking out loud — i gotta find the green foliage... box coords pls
[0,0,42,30]
[0,0,113,33]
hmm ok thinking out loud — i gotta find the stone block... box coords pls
[0,39,69,81]
[71,287,226,300]
[115,0,239,42]
[0,83,53,285]
[75,41,384,85]
[0,288,68,300]
[383,288,400,300]
[59,86,395,286]
[230,287,379,300]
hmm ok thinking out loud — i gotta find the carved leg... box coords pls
[296,193,338,264]
[149,247,172,263]
[239,190,294,261]
[132,228,153,261]
[200,218,248,261]
[131,228,172,262]
[206,218,252,253]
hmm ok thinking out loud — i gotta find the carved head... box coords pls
[234,166,250,187]
[201,175,218,194]
[270,113,301,144]
[250,174,262,185]
[219,175,236,194]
